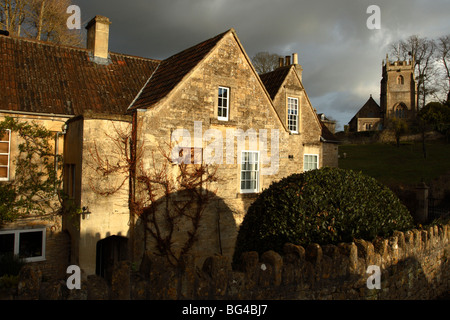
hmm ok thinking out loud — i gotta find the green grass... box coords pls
[338,140,450,186]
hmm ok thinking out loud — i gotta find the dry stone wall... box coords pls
[11,222,448,300]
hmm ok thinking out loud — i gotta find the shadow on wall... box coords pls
[133,188,238,269]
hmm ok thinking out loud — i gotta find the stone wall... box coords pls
[11,221,448,300]
[132,223,449,300]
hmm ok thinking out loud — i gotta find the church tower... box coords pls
[380,54,417,122]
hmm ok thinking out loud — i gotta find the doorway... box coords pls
[95,236,128,283]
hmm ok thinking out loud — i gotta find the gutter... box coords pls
[0,109,75,119]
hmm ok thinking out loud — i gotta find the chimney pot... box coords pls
[292,53,298,65]
[279,57,284,68]
[86,15,111,62]
[285,55,291,66]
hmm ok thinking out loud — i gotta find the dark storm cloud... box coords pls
[72,0,450,128]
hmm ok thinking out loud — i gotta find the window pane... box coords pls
[0,155,8,166]
[19,231,43,259]
[0,233,14,256]
[0,131,9,142]
[0,167,7,178]
[0,142,8,153]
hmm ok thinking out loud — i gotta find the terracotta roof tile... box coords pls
[0,35,160,116]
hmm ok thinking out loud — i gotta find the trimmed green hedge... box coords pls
[233,167,414,265]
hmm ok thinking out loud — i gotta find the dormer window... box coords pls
[218,87,229,121]
[288,97,299,133]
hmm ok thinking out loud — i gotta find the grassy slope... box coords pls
[338,140,450,186]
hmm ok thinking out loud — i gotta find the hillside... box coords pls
[338,140,450,186]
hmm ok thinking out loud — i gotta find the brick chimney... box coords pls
[86,16,111,63]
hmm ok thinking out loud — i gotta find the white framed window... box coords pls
[0,228,46,262]
[240,151,259,193]
[304,154,319,171]
[288,97,299,133]
[0,129,11,181]
[218,87,230,121]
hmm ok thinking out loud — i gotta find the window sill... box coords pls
[210,118,238,127]
[24,257,46,263]
[236,192,259,199]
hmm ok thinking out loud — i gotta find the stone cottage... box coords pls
[0,16,338,280]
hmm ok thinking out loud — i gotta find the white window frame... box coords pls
[304,154,319,171]
[288,97,299,133]
[240,151,260,194]
[218,86,230,121]
[0,129,11,181]
[0,228,46,262]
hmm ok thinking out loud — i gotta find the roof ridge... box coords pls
[0,34,160,62]
[162,29,231,62]
[0,34,87,51]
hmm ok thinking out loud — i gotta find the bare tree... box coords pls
[436,35,450,102]
[0,0,26,36]
[0,0,83,46]
[87,124,220,267]
[251,52,282,74]
[390,35,437,110]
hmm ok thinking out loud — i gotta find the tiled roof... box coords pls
[319,120,340,143]
[0,35,160,116]
[259,66,291,100]
[355,96,381,118]
[130,30,231,110]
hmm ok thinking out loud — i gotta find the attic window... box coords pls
[218,87,229,121]
[0,129,11,181]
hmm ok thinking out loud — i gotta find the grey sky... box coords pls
[73,0,450,129]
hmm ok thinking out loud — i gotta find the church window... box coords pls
[397,75,404,85]
[394,104,407,118]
